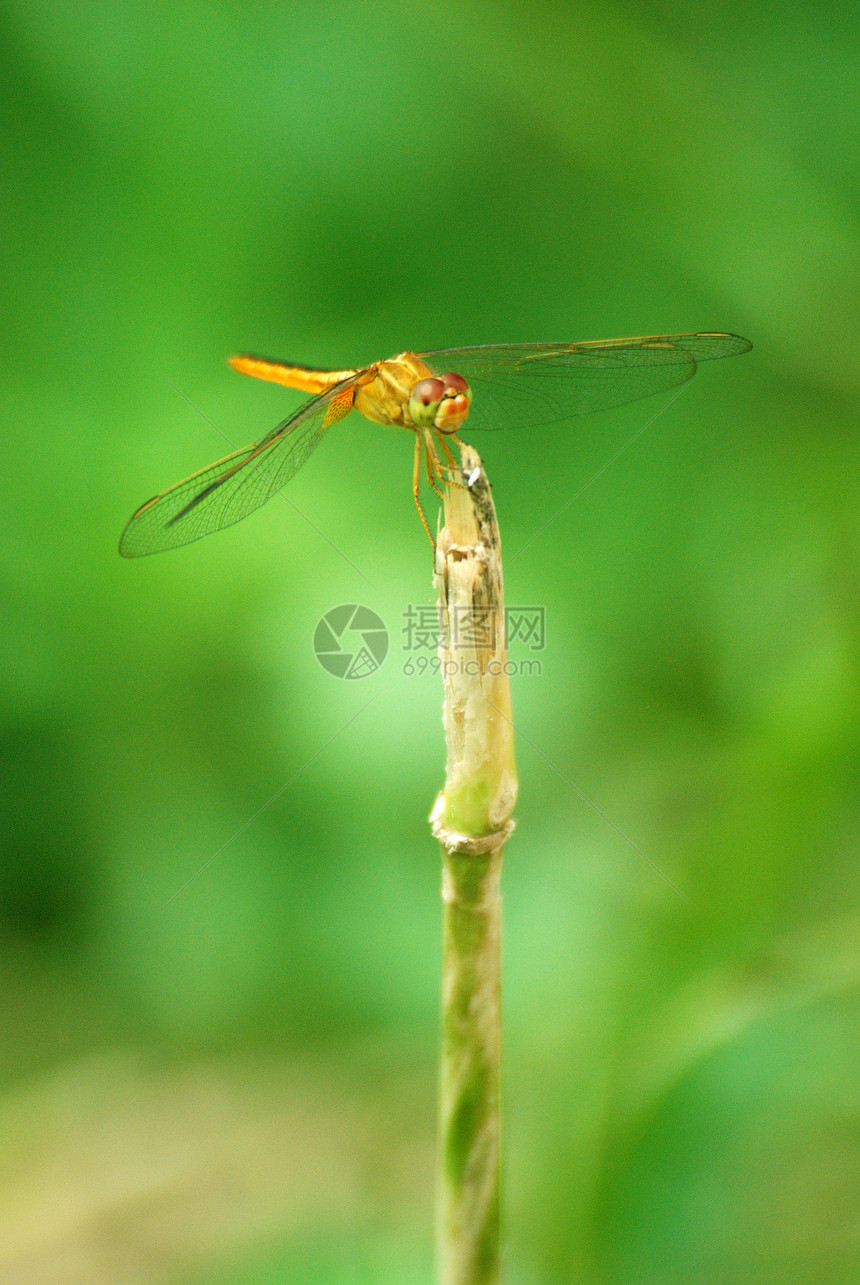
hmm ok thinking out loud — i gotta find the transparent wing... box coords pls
[418,332,751,431]
[119,383,349,557]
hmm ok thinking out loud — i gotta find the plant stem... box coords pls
[432,444,518,1285]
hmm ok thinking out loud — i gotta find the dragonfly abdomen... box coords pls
[229,354,359,394]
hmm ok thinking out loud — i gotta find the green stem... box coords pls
[438,845,503,1285]
[432,444,517,1285]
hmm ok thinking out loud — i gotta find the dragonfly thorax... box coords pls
[353,353,471,435]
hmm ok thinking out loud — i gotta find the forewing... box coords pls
[418,333,751,431]
[119,385,347,557]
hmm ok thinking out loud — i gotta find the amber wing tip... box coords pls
[707,331,753,354]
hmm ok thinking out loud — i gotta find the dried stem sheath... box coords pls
[432,444,518,1285]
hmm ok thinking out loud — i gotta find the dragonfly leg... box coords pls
[423,430,448,501]
[435,432,469,489]
[412,433,436,549]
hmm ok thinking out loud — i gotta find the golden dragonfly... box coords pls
[119,332,751,555]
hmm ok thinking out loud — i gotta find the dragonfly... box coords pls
[119,332,751,556]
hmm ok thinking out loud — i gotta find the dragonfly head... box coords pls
[408,372,472,434]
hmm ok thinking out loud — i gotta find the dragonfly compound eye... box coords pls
[409,377,446,427]
[438,372,471,397]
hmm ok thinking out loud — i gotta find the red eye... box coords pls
[438,372,469,394]
[413,377,445,405]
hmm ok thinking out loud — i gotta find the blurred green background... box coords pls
[2,1,859,1281]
